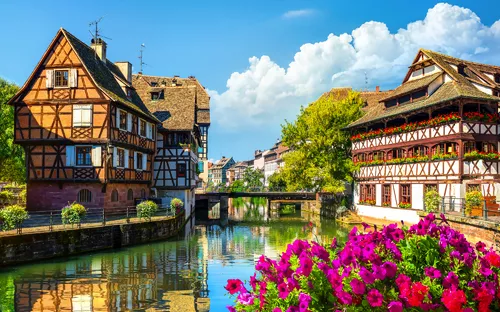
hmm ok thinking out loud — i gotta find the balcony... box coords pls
[356,159,460,180]
[351,112,500,151]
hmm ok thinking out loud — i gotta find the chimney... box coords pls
[90,38,107,62]
[376,86,380,92]
[115,62,132,83]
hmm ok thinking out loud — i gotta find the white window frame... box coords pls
[73,104,93,127]
[115,148,127,168]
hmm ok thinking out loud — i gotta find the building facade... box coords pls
[348,49,500,212]
[9,29,158,211]
[210,157,235,186]
[263,142,289,186]
[133,74,210,216]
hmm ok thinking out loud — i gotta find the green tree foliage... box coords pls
[229,179,246,192]
[280,91,364,192]
[267,171,287,191]
[242,167,264,189]
[0,78,24,183]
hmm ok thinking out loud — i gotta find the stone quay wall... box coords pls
[0,214,185,267]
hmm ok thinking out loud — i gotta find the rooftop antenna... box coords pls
[138,43,147,73]
[89,17,112,59]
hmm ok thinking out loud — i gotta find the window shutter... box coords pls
[134,152,137,169]
[92,146,102,167]
[82,106,92,126]
[46,70,54,88]
[66,146,75,166]
[124,149,129,168]
[143,154,147,170]
[70,68,78,88]
[113,147,117,167]
[127,113,132,132]
[73,106,82,127]
[116,108,120,129]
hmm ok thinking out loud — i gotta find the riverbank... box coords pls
[0,213,187,267]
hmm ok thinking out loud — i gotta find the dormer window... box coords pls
[151,91,164,100]
[151,82,158,87]
[55,70,69,87]
[458,64,466,76]
[126,88,132,100]
[494,74,500,84]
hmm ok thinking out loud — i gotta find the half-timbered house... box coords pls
[347,49,500,218]
[133,74,210,215]
[9,28,158,211]
[210,157,235,186]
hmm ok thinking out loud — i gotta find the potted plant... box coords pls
[170,198,184,215]
[399,202,411,209]
[465,190,483,217]
[136,200,158,221]
[61,202,87,227]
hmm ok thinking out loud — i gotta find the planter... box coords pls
[466,206,483,217]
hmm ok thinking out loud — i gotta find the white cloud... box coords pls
[211,3,500,129]
[282,9,315,19]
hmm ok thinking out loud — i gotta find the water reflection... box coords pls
[0,197,350,312]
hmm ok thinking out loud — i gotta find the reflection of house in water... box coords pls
[13,239,210,311]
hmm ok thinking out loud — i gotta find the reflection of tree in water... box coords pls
[229,197,268,222]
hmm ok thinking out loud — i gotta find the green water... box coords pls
[0,198,350,312]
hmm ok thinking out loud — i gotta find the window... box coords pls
[464,141,476,153]
[388,149,405,160]
[432,142,457,155]
[150,82,158,87]
[111,190,118,202]
[77,189,92,203]
[367,185,375,201]
[369,151,384,161]
[495,74,500,84]
[117,148,125,168]
[136,153,143,170]
[139,119,146,137]
[165,132,189,146]
[151,92,160,100]
[401,184,411,204]
[126,88,132,99]
[55,70,69,87]
[76,147,92,166]
[73,105,92,127]
[410,146,428,157]
[177,163,186,177]
[127,189,133,201]
[458,64,466,76]
[119,110,127,130]
[383,185,391,205]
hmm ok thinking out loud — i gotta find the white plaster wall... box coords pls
[444,74,453,82]
[375,184,382,206]
[428,74,443,95]
[438,184,447,197]
[356,205,420,224]
[354,182,360,204]
[391,184,400,207]
[472,82,492,95]
[412,184,424,210]
[254,156,264,170]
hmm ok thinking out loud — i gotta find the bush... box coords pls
[0,190,14,204]
[61,202,87,226]
[465,190,483,215]
[18,189,27,204]
[0,205,29,231]
[170,198,184,215]
[424,190,440,212]
[226,213,500,311]
[136,200,158,221]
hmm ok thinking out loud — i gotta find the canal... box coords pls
[0,197,351,312]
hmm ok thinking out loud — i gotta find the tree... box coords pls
[268,171,287,191]
[0,78,24,183]
[229,179,245,192]
[242,167,264,190]
[280,90,364,192]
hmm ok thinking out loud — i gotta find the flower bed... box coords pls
[398,202,412,209]
[359,199,376,206]
[350,112,500,142]
[356,154,459,167]
[226,213,500,311]
[464,150,500,161]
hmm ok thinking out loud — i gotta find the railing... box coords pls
[0,205,177,235]
[440,196,500,222]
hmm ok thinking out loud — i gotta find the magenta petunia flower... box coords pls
[298,293,312,312]
[297,255,313,277]
[237,292,255,305]
[278,282,290,299]
[225,279,244,295]
[372,263,387,280]
[336,290,353,305]
[382,261,397,278]
[424,266,441,279]
[226,306,236,312]
[443,271,459,289]
[350,278,366,295]
[366,289,383,307]
[285,306,299,312]
[359,266,375,284]
[273,308,282,312]
[387,301,403,312]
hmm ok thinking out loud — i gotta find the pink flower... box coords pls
[298,293,311,312]
[237,292,255,305]
[226,306,236,312]
[350,278,366,295]
[278,282,290,299]
[225,279,244,295]
[359,266,375,284]
[388,301,403,312]
[366,289,383,307]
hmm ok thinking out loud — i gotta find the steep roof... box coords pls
[347,49,500,128]
[212,157,234,169]
[9,28,158,122]
[133,74,211,131]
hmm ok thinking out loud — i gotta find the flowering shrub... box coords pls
[359,199,376,206]
[170,198,184,215]
[136,200,158,221]
[350,113,461,142]
[424,190,441,213]
[61,202,86,226]
[0,204,29,231]
[226,213,500,311]
[398,202,412,209]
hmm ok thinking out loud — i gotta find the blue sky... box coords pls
[1,1,500,161]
